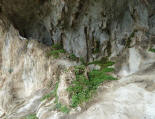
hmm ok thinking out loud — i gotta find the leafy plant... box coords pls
[149,48,155,53]
[67,59,117,108]
[24,114,38,119]
[55,102,70,114]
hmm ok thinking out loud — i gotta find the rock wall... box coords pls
[0,0,155,119]
[0,19,77,118]
[0,0,154,60]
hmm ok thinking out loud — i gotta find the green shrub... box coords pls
[67,59,117,108]
[149,48,155,53]
[55,103,70,114]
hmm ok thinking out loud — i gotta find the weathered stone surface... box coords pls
[0,0,155,119]
[0,19,76,118]
[0,14,155,119]
[1,0,154,59]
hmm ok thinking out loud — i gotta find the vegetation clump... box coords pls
[67,58,117,108]
[54,99,70,114]
[42,54,117,110]
[149,48,155,53]
[68,54,78,61]
[47,43,65,58]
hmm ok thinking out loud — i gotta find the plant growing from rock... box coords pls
[68,53,78,61]
[47,43,65,58]
[149,48,155,53]
[67,58,117,108]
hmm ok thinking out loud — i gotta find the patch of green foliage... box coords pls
[88,58,115,68]
[24,114,38,119]
[68,54,78,61]
[67,59,117,108]
[149,48,155,53]
[47,43,65,58]
[50,49,65,58]
[52,43,63,49]
[54,102,70,114]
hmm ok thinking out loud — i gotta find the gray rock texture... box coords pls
[0,20,155,119]
[0,0,154,59]
[0,0,155,119]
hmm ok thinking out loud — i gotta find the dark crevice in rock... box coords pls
[0,0,52,46]
[84,26,89,63]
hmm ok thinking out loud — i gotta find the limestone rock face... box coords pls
[0,0,155,119]
[0,0,154,59]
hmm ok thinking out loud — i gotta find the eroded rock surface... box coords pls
[0,0,155,119]
[0,0,154,59]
